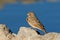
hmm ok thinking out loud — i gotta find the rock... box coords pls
[0,24,16,40]
[43,32,60,40]
[16,27,60,40]
[0,24,60,40]
[16,27,42,40]
[0,24,9,40]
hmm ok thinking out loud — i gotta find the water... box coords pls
[0,2,60,34]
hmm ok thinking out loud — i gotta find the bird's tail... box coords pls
[44,30,47,34]
[41,29,47,34]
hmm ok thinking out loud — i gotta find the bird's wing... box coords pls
[32,16,45,28]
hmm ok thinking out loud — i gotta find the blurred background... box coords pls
[0,0,60,34]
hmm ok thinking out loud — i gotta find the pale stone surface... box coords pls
[16,27,42,40]
[16,27,60,40]
[43,32,60,40]
[0,24,16,40]
[0,24,60,40]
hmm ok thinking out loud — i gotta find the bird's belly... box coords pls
[28,21,40,29]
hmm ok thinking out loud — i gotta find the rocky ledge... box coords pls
[0,24,60,40]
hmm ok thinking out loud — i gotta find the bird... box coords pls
[26,12,47,33]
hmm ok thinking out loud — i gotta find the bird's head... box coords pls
[27,12,35,17]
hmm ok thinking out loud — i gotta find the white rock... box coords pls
[0,24,15,40]
[16,27,60,40]
[0,24,60,40]
[16,27,42,40]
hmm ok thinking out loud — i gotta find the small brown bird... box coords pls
[26,12,47,33]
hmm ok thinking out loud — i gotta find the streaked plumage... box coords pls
[26,12,47,33]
